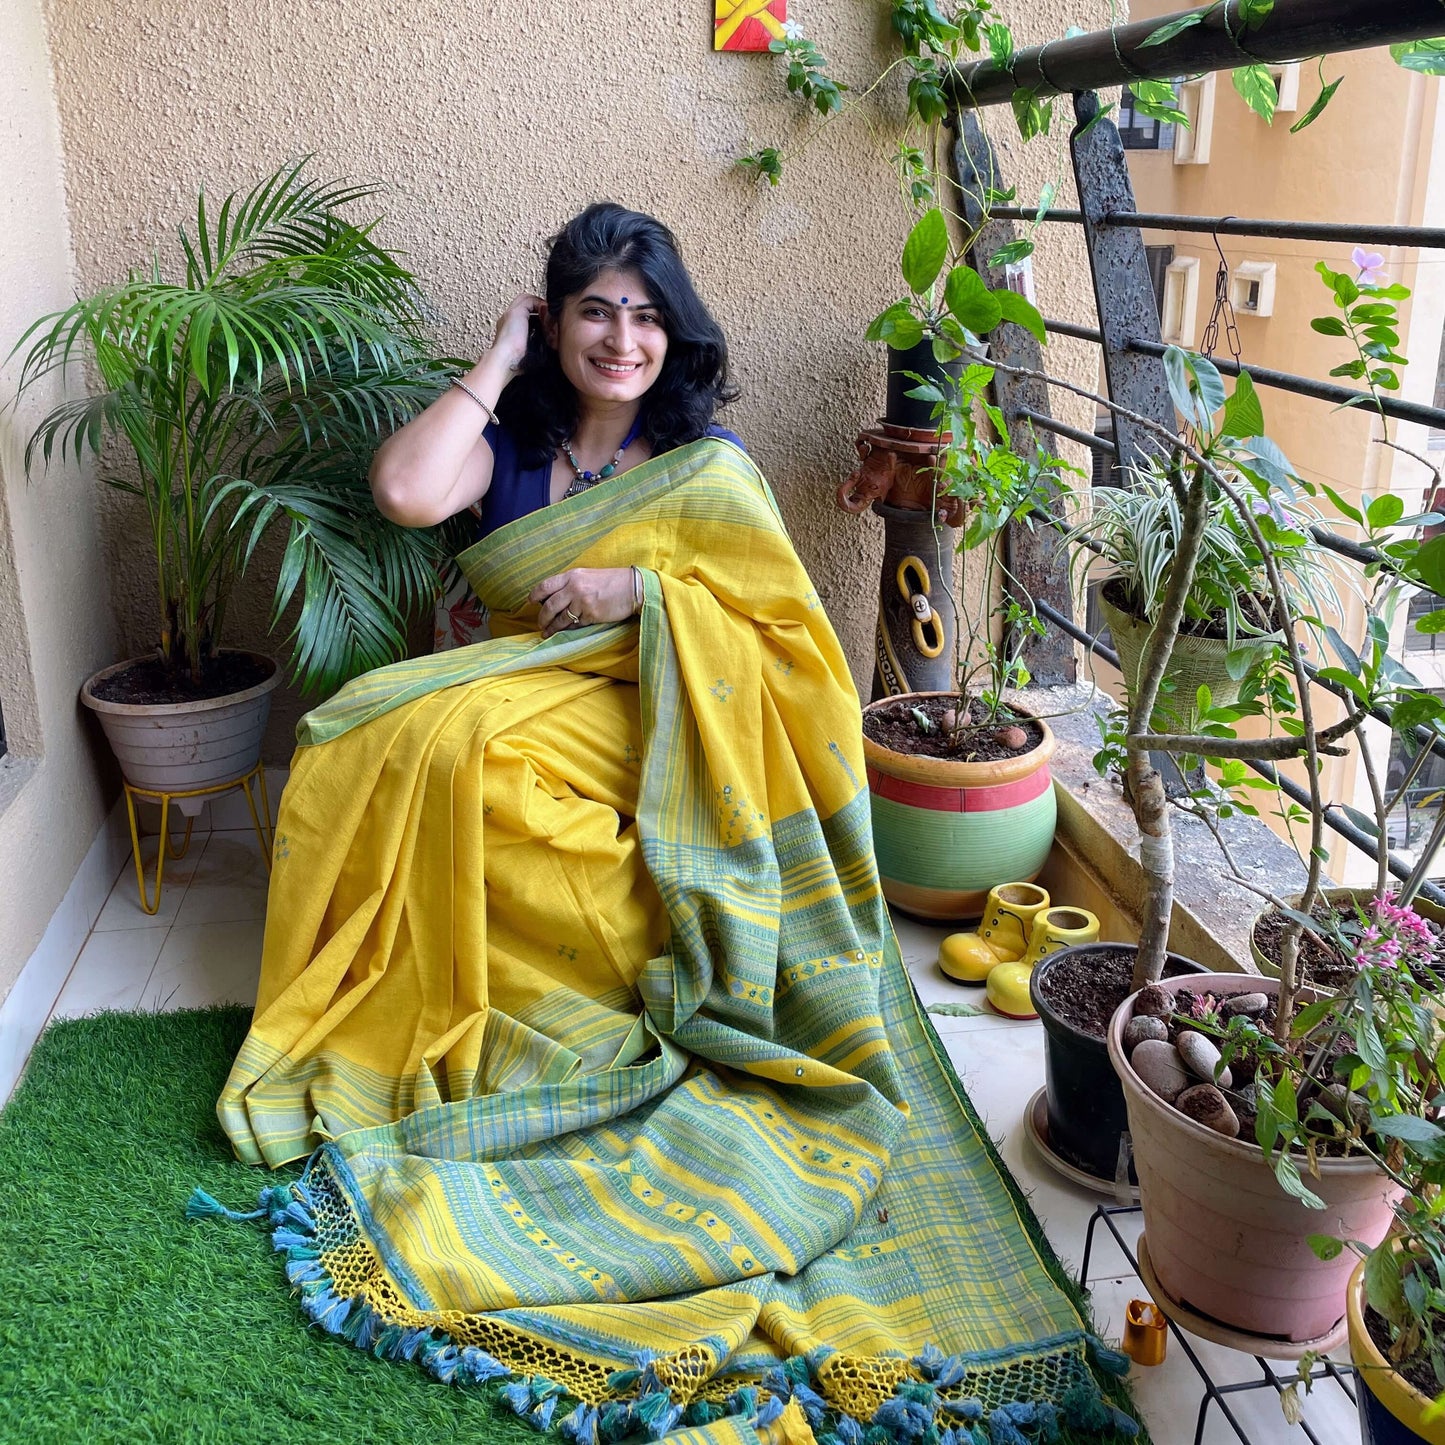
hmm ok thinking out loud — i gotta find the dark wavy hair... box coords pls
[496,204,736,467]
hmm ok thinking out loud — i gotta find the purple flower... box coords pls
[1352,248,1388,286]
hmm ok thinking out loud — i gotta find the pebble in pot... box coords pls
[1175,1084,1240,1138]
[1134,984,1173,1020]
[1176,1029,1232,1089]
[1221,992,1268,1020]
[1123,1016,1169,1050]
[1130,1039,1190,1103]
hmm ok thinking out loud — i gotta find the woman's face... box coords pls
[548,267,668,408]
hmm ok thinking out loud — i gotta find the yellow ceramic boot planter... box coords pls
[938,883,1051,983]
[986,906,1100,1019]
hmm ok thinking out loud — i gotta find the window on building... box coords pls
[1230,260,1277,318]
[1268,62,1301,113]
[1161,256,1201,345]
[1145,246,1174,324]
[1386,695,1445,871]
[1174,75,1216,165]
[1118,88,1176,150]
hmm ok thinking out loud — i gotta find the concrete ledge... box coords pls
[1024,685,1310,974]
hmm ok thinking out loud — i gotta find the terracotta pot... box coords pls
[81,652,280,805]
[1029,943,1205,1185]
[1348,1255,1445,1445]
[1249,887,1445,978]
[861,694,1056,920]
[1108,972,1400,1344]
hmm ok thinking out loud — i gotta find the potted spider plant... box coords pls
[10,161,454,800]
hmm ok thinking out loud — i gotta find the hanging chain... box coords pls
[1199,228,1241,365]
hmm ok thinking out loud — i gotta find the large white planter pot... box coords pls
[81,652,280,809]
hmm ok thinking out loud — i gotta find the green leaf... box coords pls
[1291,73,1343,133]
[901,208,949,296]
[1220,370,1264,439]
[1163,346,1226,431]
[1233,64,1278,124]
[1367,493,1405,530]
[944,265,1002,334]
[986,21,1014,66]
[1365,1241,1409,1326]
[867,303,926,351]
[1237,0,1274,25]
[994,289,1047,345]
[1415,609,1445,636]
[1138,7,1211,47]
[1310,316,1347,337]
[1307,1234,1344,1262]
[1273,1153,1326,1211]
[1321,484,1363,525]
[1128,79,1190,127]
[1392,40,1445,76]
[988,239,1035,267]
[1011,87,1054,141]
[1413,536,1445,596]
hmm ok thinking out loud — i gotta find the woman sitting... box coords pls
[217,203,910,1410]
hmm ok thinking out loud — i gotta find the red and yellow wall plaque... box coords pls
[714,0,787,51]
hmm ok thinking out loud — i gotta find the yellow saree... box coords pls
[214,439,1133,1444]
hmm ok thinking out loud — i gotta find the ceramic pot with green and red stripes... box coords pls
[861,694,1057,920]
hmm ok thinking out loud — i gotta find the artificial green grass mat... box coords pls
[0,1007,545,1445]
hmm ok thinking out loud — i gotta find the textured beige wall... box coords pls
[0,0,118,1000]
[38,0,1107,754]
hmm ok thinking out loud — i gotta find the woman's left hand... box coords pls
[531,568,639,637]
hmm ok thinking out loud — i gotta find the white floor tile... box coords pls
[1086,1275,1360,1445]
[146,919,265,1011]
[171,831,272,927]
[92,832,208,931]
[50,926,169,1018]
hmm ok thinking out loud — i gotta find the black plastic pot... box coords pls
[885,337,963,430]
[1029,942,1207,1184]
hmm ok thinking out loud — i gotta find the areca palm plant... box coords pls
[11,160,456,695]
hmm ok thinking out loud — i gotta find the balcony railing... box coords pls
[940,0,1445,906]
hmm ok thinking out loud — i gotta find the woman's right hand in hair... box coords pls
[491,293,544,374]
[370,293,543,528]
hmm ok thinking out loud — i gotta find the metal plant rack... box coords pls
[1080,1206,1359,1445]
[940,0,1445,899]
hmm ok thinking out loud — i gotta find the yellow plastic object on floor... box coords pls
[1122,1299,1167,1365]
[937,882,1050,982]
[1019,906,1100,969]
[985,906,1101,1019]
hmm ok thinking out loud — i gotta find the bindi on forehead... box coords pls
[578,291,654,310]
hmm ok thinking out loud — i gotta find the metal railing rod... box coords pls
[1042,318,1103,344]
[945,0,1445,110]
[1013,407,1116,454]
[1039,317,1445,430]
[1127,337,1445,432]
[1249,760,1445,906]
[988,208,1445,251]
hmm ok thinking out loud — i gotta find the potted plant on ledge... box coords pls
[10,161,451,829]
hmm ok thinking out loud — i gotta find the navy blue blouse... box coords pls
[469,422,745,539]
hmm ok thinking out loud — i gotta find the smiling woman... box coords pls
[369,203,742,635]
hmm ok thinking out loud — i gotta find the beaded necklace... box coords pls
[560,416,644,498]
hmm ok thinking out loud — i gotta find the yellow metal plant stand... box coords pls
[124,762,274,915]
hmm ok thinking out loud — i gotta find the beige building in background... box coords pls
[0,0,1111,1018]
[1121,4,1445,886]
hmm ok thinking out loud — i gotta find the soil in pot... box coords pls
[861,695,1043,762]
[1036,944,1201,1040]
[90,653,274,706]
[1365,1302,1440,1400]
[1253,897,1445,990]
[1100,577,1275,643]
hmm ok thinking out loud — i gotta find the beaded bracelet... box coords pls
[450,378,498,427]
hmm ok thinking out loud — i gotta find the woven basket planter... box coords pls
[1099,591,1277,725]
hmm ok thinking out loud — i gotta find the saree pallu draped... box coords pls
[216,440,1131,1443]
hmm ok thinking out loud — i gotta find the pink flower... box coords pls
[1352,248,1388,286]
